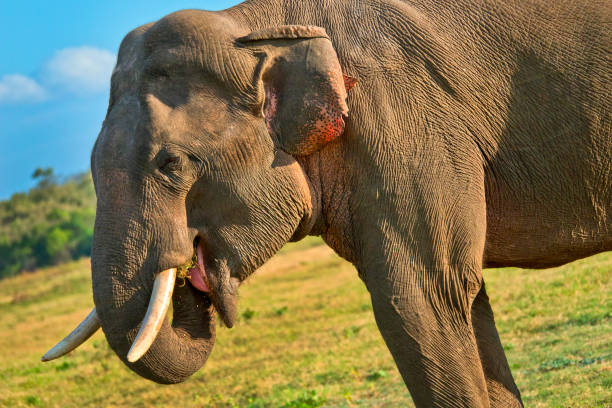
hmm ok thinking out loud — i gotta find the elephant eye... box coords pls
[156,152,182,174]
[154,70,170,81]
[146,65,171,80]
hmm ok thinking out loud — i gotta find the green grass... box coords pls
[0,237,610,407]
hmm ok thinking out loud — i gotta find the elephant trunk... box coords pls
[91,209,215,384]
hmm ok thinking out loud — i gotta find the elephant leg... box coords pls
[353,133,504,406]
[366,263,490,408]
[471,284,523,407]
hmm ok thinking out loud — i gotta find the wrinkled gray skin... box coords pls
[91,0,611,406]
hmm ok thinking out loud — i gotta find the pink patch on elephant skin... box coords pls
[306,70,349,147]
[263,83,279,136]
[343,75,357,92]
[311,105,345,144]
[263,67,353,154]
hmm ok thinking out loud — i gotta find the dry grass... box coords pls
[0,237,610,407]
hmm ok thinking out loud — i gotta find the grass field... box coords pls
[0,237,610,407]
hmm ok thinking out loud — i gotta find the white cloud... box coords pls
[0,46,116,104]
[43,46,116,93]
[0,74,47,103]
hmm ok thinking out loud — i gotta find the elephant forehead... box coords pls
[145,10,244,49]
[114,24,151,75]
[141,10,255,89]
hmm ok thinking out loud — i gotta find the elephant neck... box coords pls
[297,144,358,263]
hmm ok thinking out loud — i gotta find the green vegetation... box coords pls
[0,168,95,278]
[0,237,610,407]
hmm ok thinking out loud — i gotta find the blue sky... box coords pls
[0,0,241,199]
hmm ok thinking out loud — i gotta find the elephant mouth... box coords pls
[122,236,237,363]
[177,237,238,329]
[42,237,233,372]
[185,240,211,293]
[42,234,240,369]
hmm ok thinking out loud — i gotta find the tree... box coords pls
[32,167,57,189]
[0,171,96,278]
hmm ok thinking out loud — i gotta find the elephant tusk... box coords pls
[41,308,101,362]
[127,268,176,363]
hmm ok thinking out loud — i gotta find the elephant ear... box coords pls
[237,26,356,156]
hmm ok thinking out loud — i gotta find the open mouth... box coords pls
[42,237,233,367]
[174,237,238,330]
[185,240,211,293]
[43,236,239,365]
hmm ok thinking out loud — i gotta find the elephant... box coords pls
[42,0,611,406]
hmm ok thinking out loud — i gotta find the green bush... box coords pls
[0,169,96,279]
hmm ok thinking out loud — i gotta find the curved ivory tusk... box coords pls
[127,268,176,363]
[41,308,101,362]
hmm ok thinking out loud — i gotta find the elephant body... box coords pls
[234,0,611,269]
[80,0,611,407]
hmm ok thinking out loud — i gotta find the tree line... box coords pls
[0,168,96,279]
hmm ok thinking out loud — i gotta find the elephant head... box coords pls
[43,10,353,384]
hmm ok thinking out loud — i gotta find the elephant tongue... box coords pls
[187,243,210,293]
